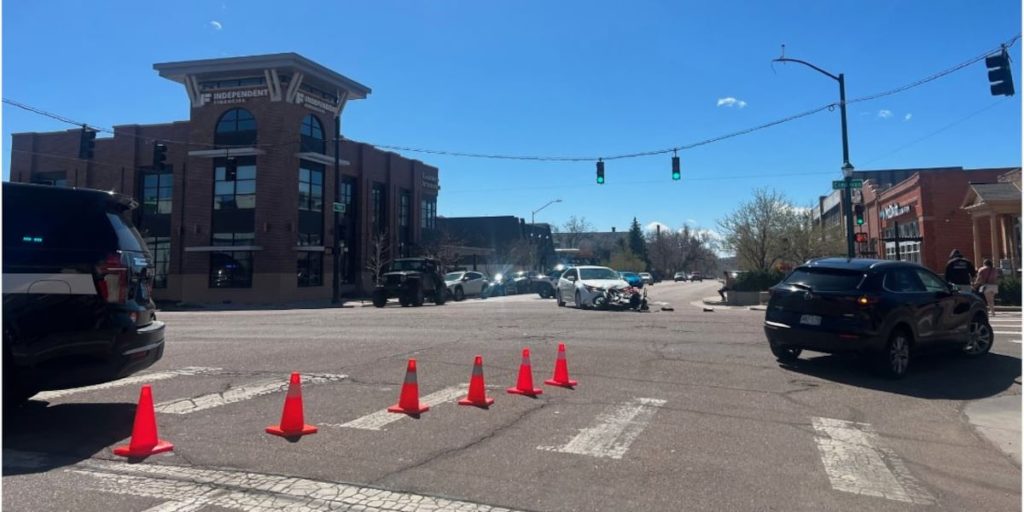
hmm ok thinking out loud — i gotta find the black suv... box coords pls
[372,258,448,307]
[3,183,165,403]
[764,258,992,378]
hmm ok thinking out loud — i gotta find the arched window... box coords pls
[300,114,325,153]
[214,108,257,147]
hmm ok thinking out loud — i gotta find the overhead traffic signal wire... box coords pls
[3,33,1020,164]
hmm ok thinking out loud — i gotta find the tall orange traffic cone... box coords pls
[545,342,578,388]
[266,372,318,438]
[459,355,494,407]
[507,347,543,396]
[113,384,174,458]
[388,359,430,415]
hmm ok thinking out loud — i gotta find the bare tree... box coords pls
[782,207,845,265]
[717,188,791,272]
[366,230,391,285]
[559,215,593,249]
[497,239,538,269]
[420,229,464,272]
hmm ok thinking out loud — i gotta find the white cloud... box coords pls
[685,218,698,225]
[877,109,893,119]
[209,20,223,30]
[717,97,747,108]
[645,221,672,234]
[904,113,912,121]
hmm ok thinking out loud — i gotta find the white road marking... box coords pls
[154,373,346,415]
[538,397,666,459]
[328,385,466,431]
[34,367,222,401]
[45,456,520,512]
[1007,339,1022,344]
[811,417,933,504]
[994,331,1021,335]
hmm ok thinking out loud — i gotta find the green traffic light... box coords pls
[672,172,681,181]
[856,218,864,226]
[596,176,605,184]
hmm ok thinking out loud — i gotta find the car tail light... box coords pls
[96,253,128,304]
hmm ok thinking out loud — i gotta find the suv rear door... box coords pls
[766,267,867,332]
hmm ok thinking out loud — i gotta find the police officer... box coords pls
[944,249,977,292]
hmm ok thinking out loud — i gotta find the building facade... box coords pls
[961,169,1022,272]
[433,217,555,273]
[9,54,440,304]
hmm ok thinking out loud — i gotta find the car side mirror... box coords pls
[568,276,577,282]
[947,282,959,293]
[462,276,470,281]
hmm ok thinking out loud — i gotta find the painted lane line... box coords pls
[1007,339,1022,344]
[154,373,346,415]
[811,417,933,504]
[35,367,222,401]
[329,385,466,431]
[66,457,520,512]
[538,397,666,460]
[994,331,1021,335]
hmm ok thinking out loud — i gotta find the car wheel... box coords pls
[879,328,912,379]
[963,314,994,357]
[371,290,388,308]
[433,288,447,305]
[411,288,425,307]
[556,290,565,307]
[398,295,410,307]
[454,286,465,301]
[575,290,585,309]
[769,340,802,363]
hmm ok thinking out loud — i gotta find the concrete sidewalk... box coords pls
[964,394,1022,466]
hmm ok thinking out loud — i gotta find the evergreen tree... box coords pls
[628,217,649,268]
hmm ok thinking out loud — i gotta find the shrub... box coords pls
[733,270,785,292]
[997,275,1021,306]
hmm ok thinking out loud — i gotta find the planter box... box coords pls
[726,290,768,306]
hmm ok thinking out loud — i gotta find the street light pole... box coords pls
[531,199,562,225]
[774,55,856,258]
[332,116,342,304]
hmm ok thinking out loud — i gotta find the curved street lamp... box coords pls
[531,199,562,225]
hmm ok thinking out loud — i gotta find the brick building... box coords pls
[855,167,1016,273]
[9,53,440,304]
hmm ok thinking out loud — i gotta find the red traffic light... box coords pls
[855,232,868,244]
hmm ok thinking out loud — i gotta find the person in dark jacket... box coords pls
[944,249,977,292]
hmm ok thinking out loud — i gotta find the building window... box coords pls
[214,158,256,210]
[199,77,266,90]
[144,236,171,289]
[884,241,921,263]
[372,183,387,235]
[339,177,358,284]
[300,114,326,154]
[421,196,437,230]
[298,162,324,212]
[209,232,254,288]
[399,190,411,256]
[297,252,323,287]
[142,171,173,215]
[214,108,257,147]
[31,171,68,187]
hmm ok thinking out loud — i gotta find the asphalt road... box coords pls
[3,281,1021,511]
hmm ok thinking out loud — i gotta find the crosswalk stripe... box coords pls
[1006,339,1022,344]
[538,397,666,459]
[327,385,466,431]
[812,417,933,504]
[154,373,346,415]
[34,367,222,401]
[994,331,1020,335]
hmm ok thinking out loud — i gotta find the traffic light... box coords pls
[78,126,96,159]
[671,155,681,181]
[152,142,168,170]
[596,159,605,184]
[854,204,865,226]
[986,50,1015,97]
[855,232,868,244]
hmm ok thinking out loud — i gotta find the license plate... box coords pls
[800,314,822,326]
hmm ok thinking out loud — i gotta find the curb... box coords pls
[964,394,1022,467]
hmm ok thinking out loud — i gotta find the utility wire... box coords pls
[4,33,1020,163]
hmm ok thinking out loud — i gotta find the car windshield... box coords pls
[389,260,425,272]
[580,268,620,280]
[445,272,464,281]
[783,268,865,291]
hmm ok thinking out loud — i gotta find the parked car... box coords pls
[506,270,541,295]
[534,268,568,299]
[763,258,993,378]
[556,266,631,309]
[2,183,166,404]
[619,271,645,288]
[689,272,703,282]
[674,271,688,282]
[444,270,489,301]
[638,272,654,285]
[372,258,448,307]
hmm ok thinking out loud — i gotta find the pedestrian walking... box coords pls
[944,249,977,293]
[973,258,1001,316]
[718,271,735,302]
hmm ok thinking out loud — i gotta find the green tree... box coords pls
[607,245,646,272]
[628,217,648,268]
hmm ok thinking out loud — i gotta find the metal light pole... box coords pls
[531,199,562,225]
[332,116,342,304]
[774,54,856,258]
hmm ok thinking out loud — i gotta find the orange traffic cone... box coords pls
[507,347,543,397]
[545,342,578,388]
[388,359,430,415]
[113,384,174,458]
[459,355,494,407]
[266,372,318,438]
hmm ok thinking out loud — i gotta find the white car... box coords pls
[639,272,654,285]
[556,266,630,309]
[445,271,488,301]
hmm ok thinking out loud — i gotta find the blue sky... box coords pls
[3,1,1021,236]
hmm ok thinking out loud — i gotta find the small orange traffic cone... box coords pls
[459,355,494,407]
[266,372,318,438]
[545,342,578,388]
[388,359,430,415]
[507,347,543,397]
[113,384,174,458]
